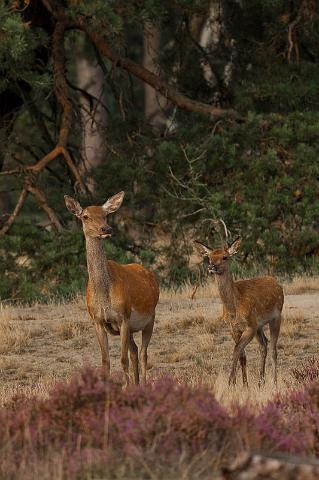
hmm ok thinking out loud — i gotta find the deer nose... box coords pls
[208,263,217,273]
[101,226,113,235]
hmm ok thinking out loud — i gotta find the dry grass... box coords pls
[197,332,215,353]
[54,319,90,340]
[161,275,319,300]
[0,307,31,354]
[0,375,59,403]
[281,307,307,339]
[0,278,317,407]
[284,275,319,295]
[160,280,218,301]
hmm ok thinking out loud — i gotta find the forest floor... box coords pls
[0,276,318,408]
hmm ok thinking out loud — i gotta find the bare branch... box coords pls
[180,207,206,219]
[0,188,28,235]
[26,182,63,232]
[0,146,85,194]
[218,218,230,242]
[190,283,199,300]
[0,168,25,177]
[59,147,86,193]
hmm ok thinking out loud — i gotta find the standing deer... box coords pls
[195,238,284,387]
[64,192,159,386]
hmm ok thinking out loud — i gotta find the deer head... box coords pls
[195,238,241,275]
[64,191,125,239]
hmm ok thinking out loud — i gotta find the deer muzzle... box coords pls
[99,226,113,238]
[208,263,222,275]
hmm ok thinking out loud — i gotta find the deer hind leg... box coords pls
[120,320,130,387]
[94,323,110,378]
[239,351,248,387]
[229,326,255,387]
[269,315,281,386]
[256,328,268,387]
[140,317,154,384]
[129,334,139,385]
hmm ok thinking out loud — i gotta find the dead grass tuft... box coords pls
[0,357,19,373]
[159,314,206,333]
[54,319,89,340]
[197,333,215,353]
[281,308,307,339]
[212,370,296,408]
[0,375,59,407]
[0,319,31,354]
[165,350,193,363]
[196,316,224,335]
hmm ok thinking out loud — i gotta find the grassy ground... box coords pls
[0,275,318,408]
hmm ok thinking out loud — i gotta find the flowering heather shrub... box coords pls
[0,369,318,479]
[291,357,319,383]
[0,369,234,479]
[255,383,319,455]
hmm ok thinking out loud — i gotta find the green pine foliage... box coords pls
[0,2,50,94]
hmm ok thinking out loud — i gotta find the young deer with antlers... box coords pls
[195,238,284,387]
[65,192,159,386]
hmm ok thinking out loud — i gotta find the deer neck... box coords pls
[85,236,111,308]
[215,270,237,315]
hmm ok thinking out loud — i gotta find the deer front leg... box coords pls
[94,323,110,378]
[120,320,130,387]
[229,326,255,387]
[231,327,247,387]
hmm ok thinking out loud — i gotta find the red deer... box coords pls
[65,192,159,386]
[195,238,283,386]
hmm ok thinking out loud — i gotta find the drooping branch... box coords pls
[81,23,240,119]
[42,0,241,120]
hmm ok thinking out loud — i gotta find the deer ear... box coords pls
[194,241,212,257]
[227,237,241,256]
[102,191,125,214]
[64,195,82,217]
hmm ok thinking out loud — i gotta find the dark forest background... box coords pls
[0,0,319,301]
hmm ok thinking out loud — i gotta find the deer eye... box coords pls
[83,214,89,220]
[222,255,228,260]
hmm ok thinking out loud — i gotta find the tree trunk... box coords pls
[76,54,107,192]
[198,0,239,106]
[143,21,169,130]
